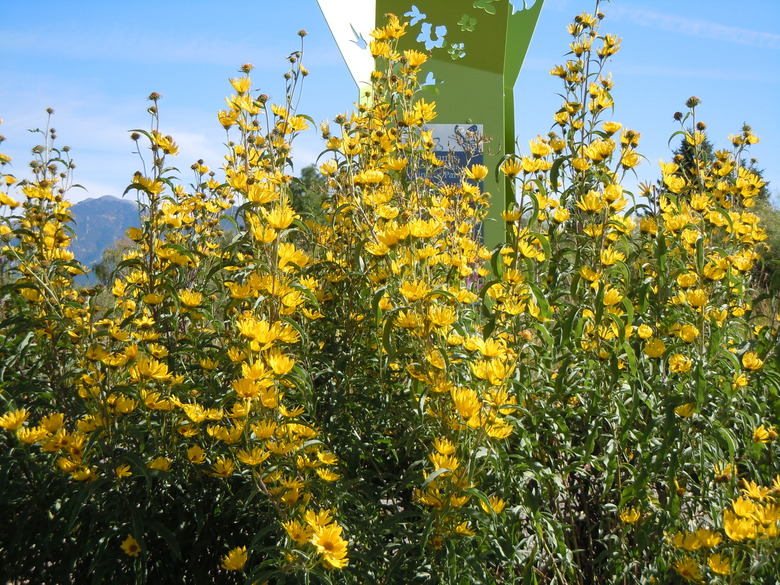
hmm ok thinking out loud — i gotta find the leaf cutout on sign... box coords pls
[420,71,438,88]
[448,42,466,60]
[508,0,538,12]
[404,5,427,26]
[473,0,499,15]
[457,14,477,32]
[417,23,447,50]
[349,24,367,50]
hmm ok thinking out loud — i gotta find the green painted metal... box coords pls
[318,0,544,248]
[375,0,544,249]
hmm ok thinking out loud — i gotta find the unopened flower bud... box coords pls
[148,92,161,101]
[685,96,700,108]
[298,29,307,37]
[241,63,254,73]
[673,112,683,121]
[696,121,706,131]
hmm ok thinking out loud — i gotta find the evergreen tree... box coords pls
[290,164,327,222]
[670,131,779,298]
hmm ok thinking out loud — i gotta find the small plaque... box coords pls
[425,123,484,185]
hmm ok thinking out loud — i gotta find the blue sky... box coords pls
[1,0,778,203]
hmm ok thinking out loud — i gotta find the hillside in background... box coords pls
[70,195,139,271]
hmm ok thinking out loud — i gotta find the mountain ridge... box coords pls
[69,195,139,271]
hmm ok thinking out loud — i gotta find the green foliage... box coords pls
[93,237,134,287]
[290,164,328,223]
[0,3,778,585]
[753,196,780,296]
[670,127,779,303]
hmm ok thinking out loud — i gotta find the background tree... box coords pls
[290,164,327,223]
[670,130,779,304]
[92,237,134,287]
[752,191,780,300]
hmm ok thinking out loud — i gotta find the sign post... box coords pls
[317,0,544,249]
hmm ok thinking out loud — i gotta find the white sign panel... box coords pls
[316,0,376,91]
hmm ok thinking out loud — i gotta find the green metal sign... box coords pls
[318,0,544,248]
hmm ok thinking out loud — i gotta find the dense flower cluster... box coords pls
[1,2,777,584]
[1,51,347,581]
[667,466,780,582]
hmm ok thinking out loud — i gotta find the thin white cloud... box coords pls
[1,26,287,69]
[536,0,573,12]
[615,64,778,84]
[610,6,780,50]
[67,178,134,203]
[164,129,228,169]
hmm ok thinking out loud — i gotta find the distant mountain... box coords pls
[70,195,139,270]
